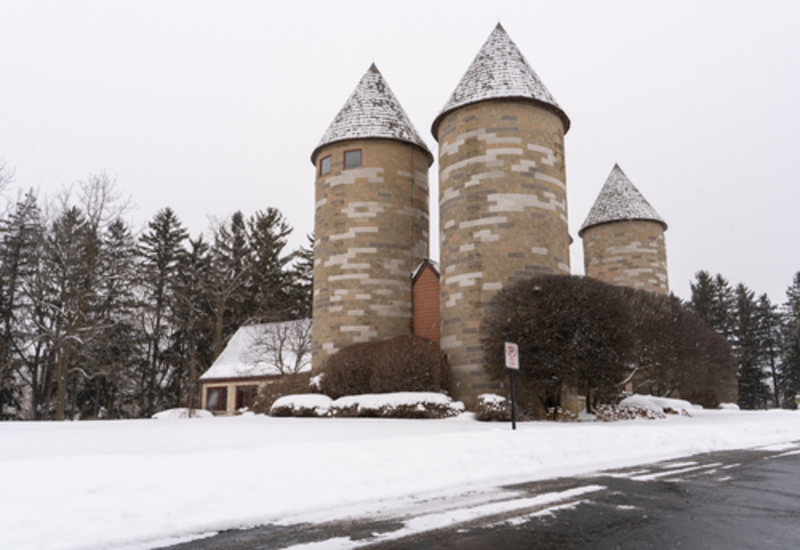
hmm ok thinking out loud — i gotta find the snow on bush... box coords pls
[621,394,694,414]
[269,392,465,419]
[719,402,740,411]
[330,392,464,419]
[151,408,214,420]
[594,404,666,422]
[474,393,515,422]
[270,394,333,417]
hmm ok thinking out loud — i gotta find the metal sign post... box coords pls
[504,337,519,430]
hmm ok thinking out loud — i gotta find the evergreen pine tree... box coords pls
[137,208,188,417]
[0,191,42,418]
[733,284,767,409]
[755,293,783,407]
[245,208,295,322]
[781,272,800,409]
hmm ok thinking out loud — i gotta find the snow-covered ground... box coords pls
[2,405,799,550]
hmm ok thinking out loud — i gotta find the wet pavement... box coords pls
[167,443,800,550]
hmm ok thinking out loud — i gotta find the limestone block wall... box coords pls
[582,220,669,294]
[436,100,570,406]
[312,139,430,370]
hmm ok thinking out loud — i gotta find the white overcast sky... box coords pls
[1,0,798,303]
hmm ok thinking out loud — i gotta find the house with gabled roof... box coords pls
[200,320,311,415]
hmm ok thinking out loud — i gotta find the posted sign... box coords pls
[504,342,519,370]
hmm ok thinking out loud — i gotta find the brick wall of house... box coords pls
[312,138,430,370]
[582,220,669,295]
[435,100,570,407]
[412,261,440,346]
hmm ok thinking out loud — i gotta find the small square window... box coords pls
[344,150,362,169]
[320,156,331,175]
[206,387,228,412]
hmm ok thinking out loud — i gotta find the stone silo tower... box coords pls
[431,24,571,405]
[579,164,669,294]
[311,64,433,370]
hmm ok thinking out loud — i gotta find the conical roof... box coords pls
[312,64,433,165]
[579,164,667,237]
[432,23,570,138]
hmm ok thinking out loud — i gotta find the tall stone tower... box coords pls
[311,64,433,370]
[579,164,669,294]
[432,24,571,405]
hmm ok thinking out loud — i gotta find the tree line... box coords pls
[0,168,311,420]
[688,270,800,409]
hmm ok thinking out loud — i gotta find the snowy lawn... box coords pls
[2,407,799,550]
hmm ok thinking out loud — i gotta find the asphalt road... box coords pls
[167,443,800,550]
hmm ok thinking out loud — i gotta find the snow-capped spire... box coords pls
[312,64,432,165]
[432,23,570,138]
[579,164,667,236]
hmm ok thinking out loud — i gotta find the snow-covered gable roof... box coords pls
[579,164,667,237]
[199,320,311,380]
[311,63,433,166]
[432,23,570,138]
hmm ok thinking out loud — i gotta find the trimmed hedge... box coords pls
[320,335,449,399]
[252,372,317,414]
[267,392,463,419]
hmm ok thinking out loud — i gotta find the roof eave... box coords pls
[578,217,669,238]
[311,136,434,167]
[431,96,570,142]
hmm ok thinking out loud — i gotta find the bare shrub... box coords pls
[594,404,666,422]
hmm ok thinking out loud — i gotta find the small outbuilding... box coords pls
[199,320,311,415]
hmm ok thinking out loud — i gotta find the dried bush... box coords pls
[252,372,317,414]
[321,335,449,399]
[474,393,535,422]
[546,407,578,422]
[594,404,666,422]
[474,394,512,422]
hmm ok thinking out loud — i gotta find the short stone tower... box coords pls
[311,64,433,370]
[579,164,669,294]
[431,24,571,405]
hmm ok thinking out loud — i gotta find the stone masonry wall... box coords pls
[436,100,569,407]
[582,220,669,295]
[312,139,430,370]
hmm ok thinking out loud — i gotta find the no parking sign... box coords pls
[505,341,519,370]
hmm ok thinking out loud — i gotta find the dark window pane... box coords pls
[320,156,331,175]
[236,386,258,410]
[344,150,361,169]
[207,387,228,411]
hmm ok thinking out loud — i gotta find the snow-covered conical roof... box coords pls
[312,64,433,165]
[432,23,570,139]
[579,164,667,237]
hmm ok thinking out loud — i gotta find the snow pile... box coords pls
[2,409,800,550]
[719,402,741,411]
[151,408,214,420]
[270,392,464,419]
[620,395,694,414]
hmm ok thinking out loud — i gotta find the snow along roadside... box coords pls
[1,409,799,550]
